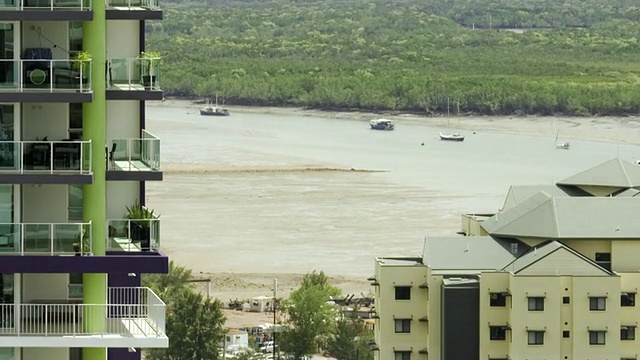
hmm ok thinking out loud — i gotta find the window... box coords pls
[69,103,82,140]
[395,286,411,300]
[589,330,606,345]
[589,297,606,311]
[621,326,636,340]
[527,330,544,345]
[563,296,570,304]
[562,330,570,338]
[489,326,507,340]
[68,185,83,220]
[621,293,636,307]
[69,273,83,299]
[490,292,507,307]
[595,252,611,271]
[68,22,83,57]
[528,297,544,311]
[394,319,411,333]
[394,351,411,360]
[70,348,83,360]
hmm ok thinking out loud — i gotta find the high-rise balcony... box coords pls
[0,58,92,102]
[106,130,162,181]
[107,217,160,253]
[0,0,93,21]
[0,140,93,184]
[0,222,91,255]
[106,57,162,100]
[0,287,167,348]
[106,0,162,20]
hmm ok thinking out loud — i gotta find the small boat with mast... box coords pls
[555,130,570,150]
[200,95,230,116]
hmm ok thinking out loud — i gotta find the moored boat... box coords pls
[200,105,230,116]
[370,119,395,130]
[439,132,465,142]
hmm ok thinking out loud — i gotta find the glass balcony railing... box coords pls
[108,130,160,171]
[106,0,159,10]
[0,140,92,174]
[108,57,161,91]
[0,222,91,255]
[107,217,160,252]
[0,0,92,11]
[0,59,92,93]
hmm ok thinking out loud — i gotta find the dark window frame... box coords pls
[621,326,636,341]
[395,286,411,300]
[394,319,411,333]
[527,330,544,345]
[490,292,507,307]
[394,351,411,360]
[621,293,636,307]
[589,330,606,345]
[527,296,545,311]
[589,297,606,311]
[489,326,507,340]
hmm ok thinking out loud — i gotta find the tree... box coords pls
[279,271,340,359]
[146,291,227,360]
[143,260,193,300]
[326,314,374,360]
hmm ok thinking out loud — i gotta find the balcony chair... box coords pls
[105,143,116,170]
[22,48,53,87]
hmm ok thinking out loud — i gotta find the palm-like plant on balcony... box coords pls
[71,51,91,85]
[125,201,157,250]
[137,51,160,88]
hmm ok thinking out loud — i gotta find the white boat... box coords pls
[200,95,230,116]
[439,132,465,142]
[555,130,569,149]
[635,160,640,165]
[370,119,394,130]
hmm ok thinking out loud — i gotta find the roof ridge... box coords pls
[619,158,632,187]
[551,196,560,237]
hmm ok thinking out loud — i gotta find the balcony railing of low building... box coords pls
[106,0,159,10]
[0,222,91,255]
[107,57,161,91]
[0,140,92,174]
[0,287,166,338]
[107,130,160,171]
[0,59,92,93]
[0,0,92,11]
[107,217,160,252]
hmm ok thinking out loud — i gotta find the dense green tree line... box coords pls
[148,0,640,115]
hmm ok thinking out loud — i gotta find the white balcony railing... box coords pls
[106,0,159,10]
[0,287,165,339]
[108,130,161,171]
[0,140,92,174]
[108,57,161,91]
[107,217,160,252]
[0,0,93,11]
[0,59,92,93]
[0,222,91,255]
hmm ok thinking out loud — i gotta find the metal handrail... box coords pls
[13,0,93,10]
[0,59,92,93]
[108,131,160,171]
[0,140,92,174]
[0,222,92,255]
[107,57,161,90]
[105,0,159,10]
[106,218,160,252]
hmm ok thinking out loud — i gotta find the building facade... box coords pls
[0,1,168,360]
[372,158,640,360]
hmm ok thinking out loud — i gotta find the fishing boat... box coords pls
[439,132,465,142]
[200,95,230,116]
[555,130,570,150]
[370,119,395,131]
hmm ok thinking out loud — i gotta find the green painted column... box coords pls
[82,0,107,357]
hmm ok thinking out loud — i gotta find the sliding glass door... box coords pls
[0,23,16,89]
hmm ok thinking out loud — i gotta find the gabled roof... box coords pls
[557,158,640,189]
[482,191,640,239]
[423,236,522,271]
[503,241,613,276]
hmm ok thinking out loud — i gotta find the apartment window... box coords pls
[563,330,570,338]
[562,296,570,304]
[489,326,507,340]
[589,297,606,311]
[394,319,411,333]
[595,252,611,271]
[69,103,83,140]
[621,292,636,307]
[68,185,83,221]
[394,351,411,360]
[395,286,411,300]
[490,292,507,307]
[528,297,544,311]
[621,326,636,340]
[68,273,83,299]
[70,348,83,360]
[527,330,544,345]
[68,22,83,56]
[589,330,606,345]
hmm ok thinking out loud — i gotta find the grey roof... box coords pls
[423,236,521,271]
[503,241,612,276]
[483,191,640,239]
[557,158,640,189]
[503,185,575,210]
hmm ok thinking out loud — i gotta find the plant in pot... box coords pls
[125,201,158,251]
[137,51,161,88]
[71,51,92,86]
[72,228,89,256]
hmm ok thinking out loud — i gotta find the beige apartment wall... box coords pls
[611,240,640,272]
[508,276,564,359]
[460,214,490,237]
[620,273,640,358]
[479,271,511,359]
[577,185,621,197]
[571,276,621,359]
[560,240,611,265]
[374,261,428,360]
[425,272,442,359]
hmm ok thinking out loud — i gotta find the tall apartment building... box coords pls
[371,158,640,360]
[0,1,168,360]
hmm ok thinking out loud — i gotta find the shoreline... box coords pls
[148,99,640,146]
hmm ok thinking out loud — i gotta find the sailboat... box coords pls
[439,108,464,142]
[200,95,230,116]
[555,130,569,150]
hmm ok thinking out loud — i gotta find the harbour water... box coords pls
[146,104,640,277]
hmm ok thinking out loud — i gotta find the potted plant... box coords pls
[71,51,92,86]
[137,51,161,88]
[72,228,89,256]
[125,201,158,250]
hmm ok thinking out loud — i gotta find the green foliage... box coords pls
[149,0,640,115]
[326,315,374,360]
[125,201,157,228]
[143,260,193,300]
[301,270,342,298]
